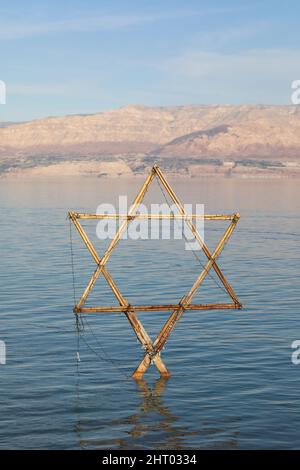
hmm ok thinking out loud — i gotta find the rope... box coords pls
[68,218,130,380]
[69,219,83,364]
[67,172,230,377]
[80,315,131,380]
[24,316,130,381]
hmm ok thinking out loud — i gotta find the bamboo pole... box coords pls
[75,166,156,309]
[154,164,241,307]
[69,168,170,377]
[152,218,239,356]
[133,203,241,377]
[72,213,236,220]
[77,303,238,313]
[68,164,242,379]
[69,213,125,305]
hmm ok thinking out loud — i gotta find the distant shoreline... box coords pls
[1,163,300,180]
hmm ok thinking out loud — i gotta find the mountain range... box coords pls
[1,104,300,178]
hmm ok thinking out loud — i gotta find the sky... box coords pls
[0,0,300,121]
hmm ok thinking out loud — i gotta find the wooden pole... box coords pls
[153,164,241,307]
[69,167,170,377]
[74,166,156,309]
[133,215,240,377]
[68,164,242,379]
[77,303,238,313]
[72,213,236,220]
[153,218,239,355]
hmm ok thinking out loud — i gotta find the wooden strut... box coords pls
[68,164,242,379]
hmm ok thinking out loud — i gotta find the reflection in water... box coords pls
[114,378,197,450]
[74,375,240,449]
[1,180,299,449]
[75,376,198,449]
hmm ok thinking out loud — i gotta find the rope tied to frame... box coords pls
[68,217,131,380]
[67,164,242,379]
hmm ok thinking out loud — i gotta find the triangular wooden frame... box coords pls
[68,164,242,379]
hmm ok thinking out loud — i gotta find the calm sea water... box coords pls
[0,176,300,449]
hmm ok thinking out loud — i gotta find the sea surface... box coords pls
[0,175,300,449]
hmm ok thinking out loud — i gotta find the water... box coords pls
[0,176,300,449]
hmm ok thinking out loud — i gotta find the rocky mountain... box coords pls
[1,104,300,177]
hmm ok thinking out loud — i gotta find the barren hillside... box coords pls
[1,104,300,178]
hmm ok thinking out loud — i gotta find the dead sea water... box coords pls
[0,176,300,449]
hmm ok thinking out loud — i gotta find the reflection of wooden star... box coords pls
[68,164,242,379]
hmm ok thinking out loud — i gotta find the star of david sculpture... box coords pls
[68,164,242,379]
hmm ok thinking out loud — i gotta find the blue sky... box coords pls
[0,0,300,121]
